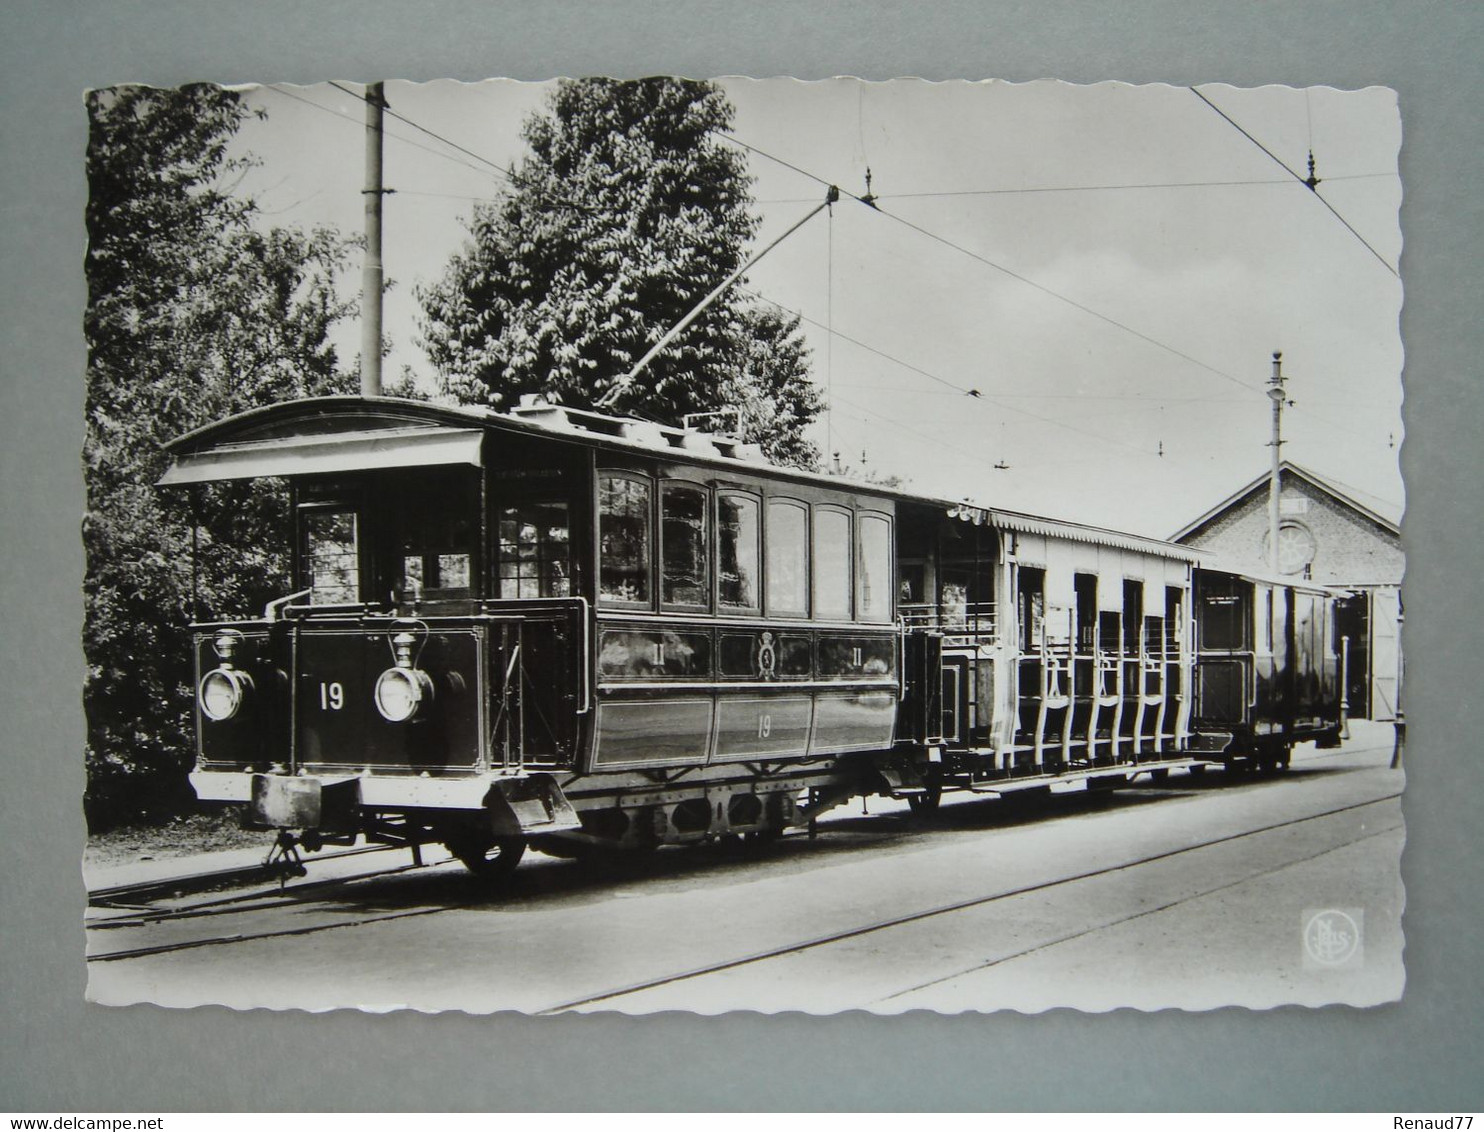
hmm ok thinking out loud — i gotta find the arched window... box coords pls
[766,498,809,617]
[661,482,710,609]
[718,492,761,612]
[598,473,652,607]
[813,506,853,620]
[856,512,892,623]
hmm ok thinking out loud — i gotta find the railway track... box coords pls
[85,776,1401,984]
[85,844,466,962]
[535,789,1403,1013]
[86,842,413,907]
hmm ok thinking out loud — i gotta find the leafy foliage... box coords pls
[83,85,357,828]
[419,78,824,466]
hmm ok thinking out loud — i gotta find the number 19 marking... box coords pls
[319,681,345,711]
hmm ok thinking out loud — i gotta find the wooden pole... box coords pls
[360,81,385,397]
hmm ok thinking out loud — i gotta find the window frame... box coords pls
[298,500,363,606]
[715,488,763,615]
[494,497,573,601]
[811,503,855,623]
[854,510,894,624]
[659,479,713,613]
[596,470,655,610]
[765,496,811,619]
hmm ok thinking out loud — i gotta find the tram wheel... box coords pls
[449,835,527,882]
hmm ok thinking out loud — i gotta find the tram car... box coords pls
[159,395,1343,880]
[1189,566,1344,771]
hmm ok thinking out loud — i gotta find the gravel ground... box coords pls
[84,807,267,868]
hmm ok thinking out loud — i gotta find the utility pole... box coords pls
[360,81,386,398]
[1266,350,1287,575]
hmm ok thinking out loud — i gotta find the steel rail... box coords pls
[535,789,1403,1014]
[86,842,402,908]
[86,854,449,931]
[875,820,1400,1005]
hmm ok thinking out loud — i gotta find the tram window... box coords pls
[661,484,710,609]
[766,499,809,617]
[1166,586,1184,650]
[497,502,570,599]
[1123,580,1143,638]
[599,474,652,606]
[302,508,359,604]
[1075,573,1098,648]
[856,513,892,623]
[1198,581,1248,651]
[812,507,853,620]
[393,474,476,597]
[717,492,761,611]
[1018,567,1046,651]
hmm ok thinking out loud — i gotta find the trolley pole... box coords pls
[1266,350,1286,575]
[360,81,386,398]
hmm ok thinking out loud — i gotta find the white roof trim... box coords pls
[159,426,484,485]
[948,504,1200,561]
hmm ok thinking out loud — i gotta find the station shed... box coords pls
[1171,461,1403,721]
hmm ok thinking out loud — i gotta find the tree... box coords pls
[83,85,357,828]
[419,78,824,466]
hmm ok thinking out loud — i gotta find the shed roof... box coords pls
[1169,460,1401,543]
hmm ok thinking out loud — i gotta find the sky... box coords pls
[231,77,1403,538]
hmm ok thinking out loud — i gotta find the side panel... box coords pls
[591,698,714,768]
[1198,659,1246,723]
[714,695,814,760]
[810,690,898,754]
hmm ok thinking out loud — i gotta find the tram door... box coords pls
[940,654,970,746]
[1370,589,1402,722]
[1335,594,1370,718]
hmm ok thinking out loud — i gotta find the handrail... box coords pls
[573,596,592,715]
[264,588,312,623]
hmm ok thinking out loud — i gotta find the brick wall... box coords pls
[1179,470,1403,586]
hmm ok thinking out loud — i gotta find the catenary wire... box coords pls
[262,84,1388,492]
[719,131,1268,397]
[1188,86,1400,278]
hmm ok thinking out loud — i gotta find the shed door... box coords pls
[1369,588,1402,721]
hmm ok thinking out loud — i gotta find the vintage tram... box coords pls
[160,394,1343,879]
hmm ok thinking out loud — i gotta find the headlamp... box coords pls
[374,665,434,723]
[199,667,253,722]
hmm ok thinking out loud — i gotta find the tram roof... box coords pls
[160,395,1199,563]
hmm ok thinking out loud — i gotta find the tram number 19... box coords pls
[319,681,345,711]
[756,712,772,739]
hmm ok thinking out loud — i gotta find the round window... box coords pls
[1262,520,1317,574]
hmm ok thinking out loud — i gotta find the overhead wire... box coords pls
[722,125,1396,450]
[324,81,601,217]
[259,82,1390,495]
[1188,86,1400,278]
[719,130,1268,398]
[262,84,503,184]
[753,173,1390,205]
[739,284,1163,462]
